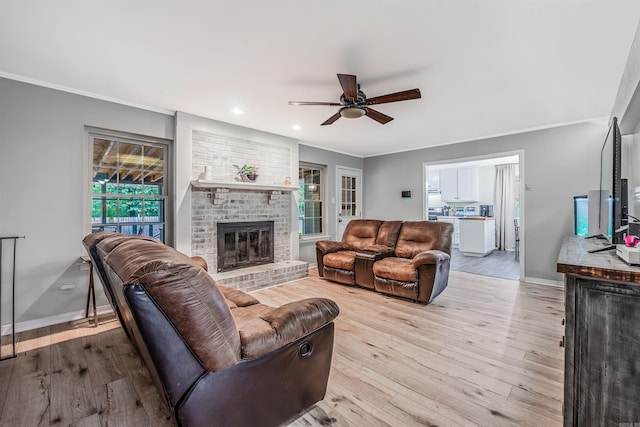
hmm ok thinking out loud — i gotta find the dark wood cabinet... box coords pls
[558,237,640,427]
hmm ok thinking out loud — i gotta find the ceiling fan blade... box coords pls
[289,101,342,106]
[321,112,342,126]
[337,74,358,102]
[365,88,421,105]
[365,108,394,124]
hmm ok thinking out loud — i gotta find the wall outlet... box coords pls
[60,283,76,293]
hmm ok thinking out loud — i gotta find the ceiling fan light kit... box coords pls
[340,106,366,119]
[289,73,421,126]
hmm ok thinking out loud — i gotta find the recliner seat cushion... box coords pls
[373,257,418,282]
[323,250,357,270]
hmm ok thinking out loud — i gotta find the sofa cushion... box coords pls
[323,250,357,270]
[395,221,453,259]
[342,219,383,250]
[375,221,403,247]
[104,239,204,283]
[94,233,160,253]
[373,257,418,282]
[135,264,242,372]
[105,240,242,372]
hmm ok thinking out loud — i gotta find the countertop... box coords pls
[436,216,494,220]
[458,217,495,221]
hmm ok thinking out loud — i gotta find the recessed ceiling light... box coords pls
[292,124,301,130]
[232,107,244,115]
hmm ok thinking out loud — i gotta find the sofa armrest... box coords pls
[190,256,208,271]
[261,298,339,339]
[239,298,339,358]
[219,285,260,308]
[316,240,349,255]
[412,250,450,268]
[358,245,395,260]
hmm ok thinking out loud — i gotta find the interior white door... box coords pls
[336,166,362,238]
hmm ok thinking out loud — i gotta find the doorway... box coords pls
[336,166,363,237]
[423,151,524,281]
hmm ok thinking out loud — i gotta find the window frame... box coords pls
[298,162,326,239]
[85,127,173,244]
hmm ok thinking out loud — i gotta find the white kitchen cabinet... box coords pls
[439,167,478,202]
[459,218,495,257]
[436,216,460,247]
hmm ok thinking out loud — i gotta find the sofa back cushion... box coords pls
[105,240,241,372]
[395,221,454,259]
[376,221,404,247]
[342,219,383,250]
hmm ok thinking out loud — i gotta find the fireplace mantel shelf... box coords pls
[191,179,298,192]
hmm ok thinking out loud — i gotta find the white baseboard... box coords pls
[1,305,113,336]
[524,276,564,287]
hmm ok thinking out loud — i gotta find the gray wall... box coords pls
[0,77,174,327]
[364,121,608,283]
[298,144,363,264]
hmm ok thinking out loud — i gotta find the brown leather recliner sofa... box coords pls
[83,231,339,427]
[316,220,454,304]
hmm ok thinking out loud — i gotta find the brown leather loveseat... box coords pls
[83,232,339,427]
[316,220,453,304]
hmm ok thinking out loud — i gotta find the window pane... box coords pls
[118,198,143,222]
[118,142,142,169]
[92,225,117,233]
[91,197,119,223]
[91,135,168,242]
[298,165,324,235]
[144,199,164,221]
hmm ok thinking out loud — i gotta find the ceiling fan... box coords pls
[289,73,421,126]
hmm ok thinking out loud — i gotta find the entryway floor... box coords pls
[450,247,520,280]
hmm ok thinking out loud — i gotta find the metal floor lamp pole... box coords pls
[1,236,25,361]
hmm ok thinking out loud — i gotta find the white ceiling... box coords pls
[1,1,640,158]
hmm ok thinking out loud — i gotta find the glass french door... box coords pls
[336,166,362,238]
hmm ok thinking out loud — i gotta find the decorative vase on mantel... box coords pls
[234,164,259,183]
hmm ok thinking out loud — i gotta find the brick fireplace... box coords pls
[189,129,307,292]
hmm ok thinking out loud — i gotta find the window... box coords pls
[298,163,325,236]
[89,132,169,242]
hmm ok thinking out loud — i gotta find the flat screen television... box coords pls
[598,117,626,244]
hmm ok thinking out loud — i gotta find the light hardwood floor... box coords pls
[0,269,565,426]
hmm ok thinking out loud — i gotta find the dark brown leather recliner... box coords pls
[83,232,339,427]
[315,219,403,288]
[372,221,454,303]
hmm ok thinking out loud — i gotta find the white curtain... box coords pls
[495,164,517,251]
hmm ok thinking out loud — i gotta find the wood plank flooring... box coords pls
[0,269,565,426]
[450,247,520,281]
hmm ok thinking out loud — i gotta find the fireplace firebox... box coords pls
[217,221,274,272]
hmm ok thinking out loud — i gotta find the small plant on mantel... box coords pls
[233,164,259,182]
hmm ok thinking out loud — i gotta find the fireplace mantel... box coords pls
[191,179,298,192]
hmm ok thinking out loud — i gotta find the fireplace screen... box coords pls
[217,221,274,272]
